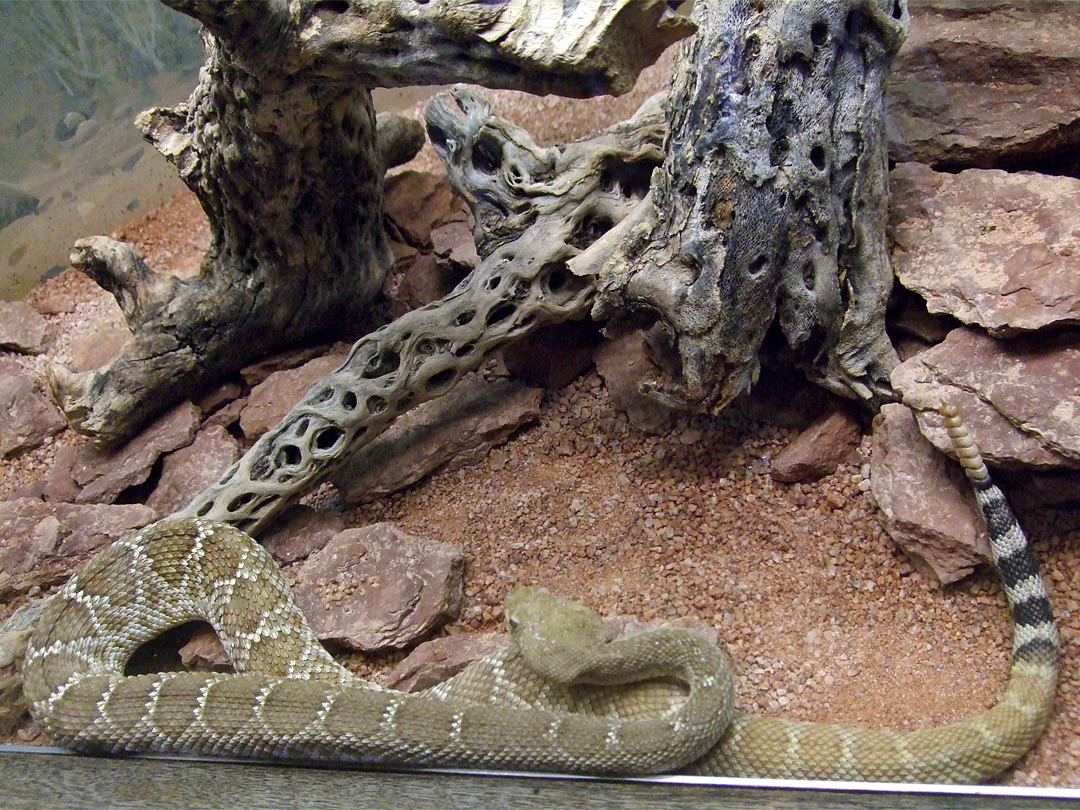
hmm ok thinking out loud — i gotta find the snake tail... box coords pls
[688,403,1060,782]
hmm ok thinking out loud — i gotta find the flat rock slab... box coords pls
[292,523,464,652]
[888,4,1080,167]
[332,376,542,505]
[239,344,340,387]
[871,404,989,584]
[0,498,154,597]
[145,424,242,516]
[891,164,1080,334]
[0,302,48,355]
[892,326,1080,470]
[771,405,862,484]
[0,373,66,457]
[239,353,347,440]
[70,401,201,503]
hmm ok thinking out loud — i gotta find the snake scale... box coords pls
[23,405,1059,782]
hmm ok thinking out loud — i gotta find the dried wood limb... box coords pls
[48,0,692,446]
[48,35,392,446]
[179,89,665,534]
[162,0,694,96]
[591,0,908,412]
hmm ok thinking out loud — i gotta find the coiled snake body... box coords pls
[23,406,1059,781]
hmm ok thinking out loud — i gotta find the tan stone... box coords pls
[891,163,1080,334]
[892,326,1080,469]
[292,523,464,652]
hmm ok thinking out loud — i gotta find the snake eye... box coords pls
[507,616,519,631]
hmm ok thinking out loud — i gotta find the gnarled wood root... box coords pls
[592,0,908,414]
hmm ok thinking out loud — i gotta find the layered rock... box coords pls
[892,326,1080,470]
[889,2,1080,167]
[871,404,990,583]
[891,163,1080,335]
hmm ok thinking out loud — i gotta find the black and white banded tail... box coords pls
[693,405,1060,782]
[941,403,1061,674]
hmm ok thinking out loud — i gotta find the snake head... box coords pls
[504,586,614,683]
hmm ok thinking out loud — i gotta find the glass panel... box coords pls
[0,0,202,299]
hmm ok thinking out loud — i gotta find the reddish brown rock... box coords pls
[383,632,504,691]
[888,4,1080,167]
[332,375,542,505]
[594,331,675,434]
[771,406,862,484]
[261,504,344,564]
[66,318,131,372]
[292,523,464,652]
[431,218,479,271]
[501,320,600,391]
[0,498,154,597]
[71,401,201,503]
[871,404,990,584]
[383,252,464,318]
[0,356,24,376]
[202,396,247,432]
[178,625,230,672]
[37,444,80,503]
[239,344,340,387]
[145,424,242,516]
[891,164,1080,335]
[383,171,461,249]
[0,373,66,457]
[193,380,243,415]
[239,353,347,440]
[0,302,47,355]
[892,326,1080,470]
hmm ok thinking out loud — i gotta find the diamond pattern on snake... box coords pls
[23,405,1058,782]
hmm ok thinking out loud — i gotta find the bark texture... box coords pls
[179,89,665,534]
[49,0,693,446]
[591,0,908,412]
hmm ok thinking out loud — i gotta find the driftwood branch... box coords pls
[161,0,694,96]
[48,0,692,446]
[591,0,908,412]
[179,89,665,534]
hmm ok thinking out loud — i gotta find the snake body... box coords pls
[23,406,1059,781]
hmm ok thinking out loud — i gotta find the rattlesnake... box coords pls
[23,406,1059,781]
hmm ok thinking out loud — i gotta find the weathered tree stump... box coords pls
[48,0,693,446]
[591,0,908,412]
